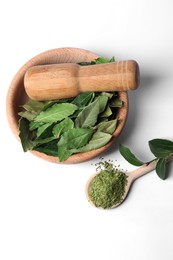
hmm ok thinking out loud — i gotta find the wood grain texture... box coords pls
[6,47,128,164]
[24,60,139,100]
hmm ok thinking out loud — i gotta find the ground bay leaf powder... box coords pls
[88,160,128,209]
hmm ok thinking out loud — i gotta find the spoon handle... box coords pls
[128,154,173,181]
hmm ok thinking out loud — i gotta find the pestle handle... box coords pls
[24,60,140,101]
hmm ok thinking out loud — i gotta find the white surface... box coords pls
[1,0,173,259]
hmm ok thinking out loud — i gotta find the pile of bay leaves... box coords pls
[18,57,123,162]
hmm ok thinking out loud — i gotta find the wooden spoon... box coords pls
[24,60,139,100]
[86,155,173,209]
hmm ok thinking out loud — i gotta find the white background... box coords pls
[1,0,173,259]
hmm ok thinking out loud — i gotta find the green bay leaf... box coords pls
[75,96,108,128]
[29,121,44,131]
[109,98,123,108]
[58,128,94,149]
[33,140,59,156]
[36,123,53,138]
[22,99,61,113]
[52,118,74,138]
[22,99,45,113]
[72,92,95,106]
[33,136,57,146]
[95,57,111,64]
[100,92,114,99]
[18,111,36,121]
[100,105,112,118]
[156,158,167,180]
[119,144,144,166]
[19,118,34,152]
[57,146,73,162]
[34,103,78,123]
[95,120,117,134]
[70,131,112,153]
[149,139,173,158]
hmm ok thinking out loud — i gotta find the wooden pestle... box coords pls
[24,60,140,100]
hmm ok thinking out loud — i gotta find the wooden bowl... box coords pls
[6,47,128,164]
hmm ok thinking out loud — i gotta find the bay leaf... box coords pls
[156,158,167,180]
[33,136,56,146]
[70,132,112,153]
[149,139,173,158]
[22,99,47,113]
[75,96,108,128]
[119,144,144,166]
[98,95,108,112]
[33,140,59,156]
[22,99,62,113]
[72,92,95,106]
[36,123,53,138]
[100,105,112,118]
[100,92,114,99]
[95,57,111,64]
[58,128,94,149]
[109,98,123,108]
[34,103,78,123]
[52,118,74,138]
[18,111,36,121]
[57,146,73,162]
[29,121,44,131]
[95,120,117,134]
[69,108,83,119]
[19,118,34,152]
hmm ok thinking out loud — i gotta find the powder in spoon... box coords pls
[88,160,128,209]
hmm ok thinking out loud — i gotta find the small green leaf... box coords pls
[100,92,114,99]
[58,128,94,149]
[19,118,34,152]
[22,99,46,113]
[33,136,56,146]
[36,123,53,138]
[29,121,44,131]
[100,105,112,118]
[18,111,36,121]
[156,158,167,180]
[149,139,173,158]
[75,96,108,128]
[109,98,123,108]
[95,57,111,64]
[34,140,59,156]
[70,132,112,153]
[94,120,117,134]
[34,103,78,123]
[57,128,94,161]
[52,118,74,138]
[72,92,95,106]
[57,146,73,162]
[119,144,144,166]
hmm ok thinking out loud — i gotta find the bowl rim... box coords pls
[6,47,128,164]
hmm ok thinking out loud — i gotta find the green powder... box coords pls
[89,160,128,209]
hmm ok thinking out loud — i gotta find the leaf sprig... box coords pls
[119,139,173,180]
